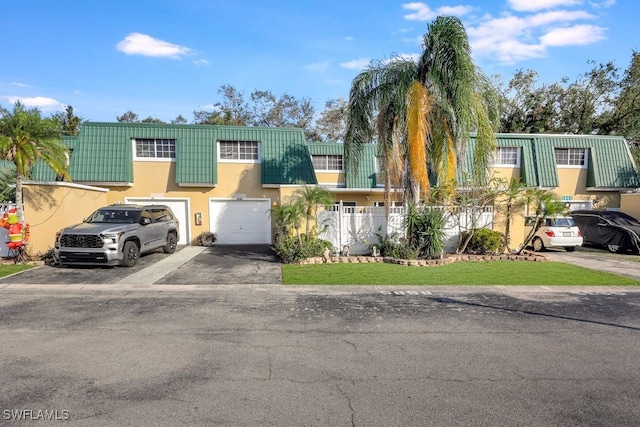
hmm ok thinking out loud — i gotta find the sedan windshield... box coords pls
[87,209,140,224]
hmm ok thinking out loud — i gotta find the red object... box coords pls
[7,241,24,249]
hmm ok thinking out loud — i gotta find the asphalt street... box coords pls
[1,285,640,426]
[1,245,640,426]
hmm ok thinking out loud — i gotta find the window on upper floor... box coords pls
[218,140,260,162]
[312,154,343,171]
[492,147,520,167]
[555,148,587,167]
[133,138,176,160]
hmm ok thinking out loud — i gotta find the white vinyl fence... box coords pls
[317,203,494,255]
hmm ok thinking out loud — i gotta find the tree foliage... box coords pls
[344,16,499,208]
[0,101,69,222]
[52,105,83,136]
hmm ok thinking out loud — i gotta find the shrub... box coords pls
[460,228,504,254]
[376,232,418,260]
[196,231,217,246]
[405,204,447,259]
[274,232,333,264]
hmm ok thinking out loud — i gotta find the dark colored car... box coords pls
[569,210,640,254]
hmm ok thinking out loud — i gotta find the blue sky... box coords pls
[0,0,635,123]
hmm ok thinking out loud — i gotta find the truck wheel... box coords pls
[122,241,140,267]
[163,232,177,254]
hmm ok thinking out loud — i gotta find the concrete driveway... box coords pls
[0,245,282,286]
[542,246,640,281]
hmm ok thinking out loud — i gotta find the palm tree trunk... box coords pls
[15,174,24,224]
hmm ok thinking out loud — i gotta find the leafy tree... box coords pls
[52,105,83,136]
[516,188,565,254]
[0,101,70,223]
[493,178,528,253]
[170,115,188,125]
[605,51,640,161]
[312,98,348,142]
[0,169,16,202]
[193,85,252,126]
[496,70,558,133]
[498,62,619,135]
[448,174,502,254]
[140,116,165,124]
[250,91,315,129]
[116,110,139,123]
[344,16,499,209]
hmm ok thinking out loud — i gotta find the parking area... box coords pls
[0,245,283,286]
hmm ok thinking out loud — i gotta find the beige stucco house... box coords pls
[10,122,640,255]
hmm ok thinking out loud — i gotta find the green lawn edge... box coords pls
[0,264,37,278]
[282,261,640,286]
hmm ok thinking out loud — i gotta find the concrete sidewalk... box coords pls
[544,249,640,281]
[115,246,207,285]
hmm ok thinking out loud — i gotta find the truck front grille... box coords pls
[59,234,104,248]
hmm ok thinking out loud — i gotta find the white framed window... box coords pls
[218,140,260,162]
[312,154,343,171]
[555,148,587,167]
[133,138,176,160]
[492,147,520,167]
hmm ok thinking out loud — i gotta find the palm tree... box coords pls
[0,101,70,223]
[292,186,334,234]
[345,16,499,207]
[268,201,304,243]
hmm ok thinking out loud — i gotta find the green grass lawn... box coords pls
[0,263,36,278]
[282,261,640,286]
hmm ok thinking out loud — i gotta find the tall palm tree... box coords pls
[0,101,70,223]
[345,16,499,207]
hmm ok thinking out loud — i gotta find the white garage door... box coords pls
[125,198,189,245]
[209,199,271,244]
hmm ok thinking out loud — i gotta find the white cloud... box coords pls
[11,82,30,88]
[193,59,209,66]
[402,2,473,21]
[4,96,65,111]
[305,61,331,72]
[468,6,605,63]
[540,24,606,45]
[507,0,583,12]
[344,36,354,41]
[340,58,372,70]
[116,33,192,59]
[590,0,615,8]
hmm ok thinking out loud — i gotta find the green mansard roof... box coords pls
[32,122,317,185]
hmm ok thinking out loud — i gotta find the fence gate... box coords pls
[318,203,493,255]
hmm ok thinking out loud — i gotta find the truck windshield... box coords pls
[88,209,140,224]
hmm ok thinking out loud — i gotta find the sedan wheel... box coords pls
[607,244,620,253]
[532,237,544,252]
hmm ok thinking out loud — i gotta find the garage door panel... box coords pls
[126,198,189,245]
[210,199,271,244]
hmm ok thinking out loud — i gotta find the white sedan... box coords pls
[531,216,584,252]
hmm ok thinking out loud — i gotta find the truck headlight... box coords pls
[101,231,124,243]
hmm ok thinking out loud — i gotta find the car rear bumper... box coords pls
[545,236,584,247]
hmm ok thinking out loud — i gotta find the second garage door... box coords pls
[209,199,272,244]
